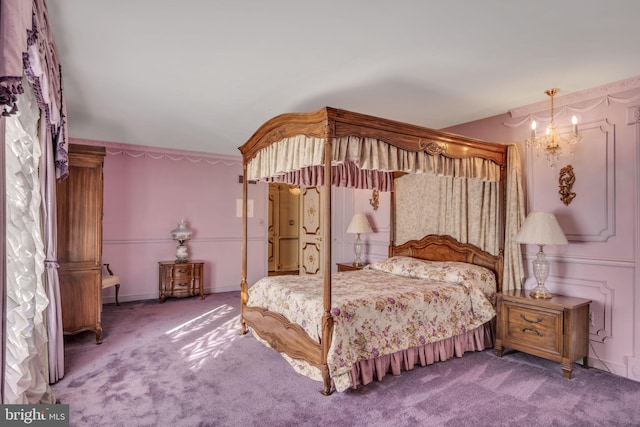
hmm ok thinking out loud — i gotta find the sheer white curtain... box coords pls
[4,83,53,404]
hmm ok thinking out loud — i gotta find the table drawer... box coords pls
[169,265,194,279]
[167,279,194,295]
[503,303,562,356]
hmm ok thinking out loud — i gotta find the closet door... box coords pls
[267,184,279,272]
[268,183,300,274]
[299,186,322,275]
[56,144,105,344]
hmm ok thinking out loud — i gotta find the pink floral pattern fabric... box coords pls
[247,263,496,391]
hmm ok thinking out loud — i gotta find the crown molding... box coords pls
[70,137,241,165]
[509,75,640,118]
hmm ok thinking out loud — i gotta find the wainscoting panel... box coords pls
[528,119,615,242]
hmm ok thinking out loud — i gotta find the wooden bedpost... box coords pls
[320,119,334,395]
[240,163,249,335]
[499,163,506,256]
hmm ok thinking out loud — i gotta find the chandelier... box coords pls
[525,88,582,168]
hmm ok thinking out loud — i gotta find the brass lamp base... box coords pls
[529,284,553,299]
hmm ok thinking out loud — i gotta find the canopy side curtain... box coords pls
[394,144,525,290]
[1,0,70,403]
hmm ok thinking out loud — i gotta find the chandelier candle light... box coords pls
[171,219,193,263]
[526,88,582,168]
[514,212,568,299]
[346,213,372,266]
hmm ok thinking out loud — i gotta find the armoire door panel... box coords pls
[59,269,102,334]
[56,144,105,344]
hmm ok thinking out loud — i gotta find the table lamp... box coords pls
[346,214,372,266]
[514,212,568,298]
[171,219,192,263]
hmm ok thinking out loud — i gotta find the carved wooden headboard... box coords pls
[390,234,503,292]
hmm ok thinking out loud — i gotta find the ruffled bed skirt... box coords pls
[348,321,494,389]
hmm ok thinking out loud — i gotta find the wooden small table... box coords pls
[495,289,591,379]
[158,260,205,303]
[336,262,368,272]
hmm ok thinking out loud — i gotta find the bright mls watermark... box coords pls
[1,405,69,426]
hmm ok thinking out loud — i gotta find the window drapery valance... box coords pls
[246,135,503,190]
[1,0,69,180]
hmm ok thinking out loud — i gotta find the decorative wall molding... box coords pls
[70,137,242,166]
[568,120,615,242]
[543,276,612,344]
[521,252,635,268]
[507,75,640,120]
[628,356,640,381]
[103,236,262,245]
[627,104,640,125]
[527,119,615,242]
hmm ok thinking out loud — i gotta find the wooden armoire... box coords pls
[56,143,106,344]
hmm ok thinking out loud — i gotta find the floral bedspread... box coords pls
[247,258,496,391]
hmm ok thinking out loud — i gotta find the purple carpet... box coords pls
[52,291,640,426]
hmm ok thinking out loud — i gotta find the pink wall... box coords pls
[440,78,640,382]
[72,140,269,301]
[76,140,377,304]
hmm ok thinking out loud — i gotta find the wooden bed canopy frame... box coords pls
[238,107,509,395]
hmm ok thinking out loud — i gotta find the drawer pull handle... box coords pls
[520,314,542,324]
[177,269,188,274]
[521,327,543,337]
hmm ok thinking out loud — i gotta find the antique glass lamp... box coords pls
[171,219,192,263]
[514,212,568,298]
[346,214,372,266]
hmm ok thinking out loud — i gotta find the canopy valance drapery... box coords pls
[246,134,503,190]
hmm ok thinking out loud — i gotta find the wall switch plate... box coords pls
[236,199,254,218]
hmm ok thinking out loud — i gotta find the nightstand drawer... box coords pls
[171,265,193,279]
[171,278,193,289]
[505,306,561,354]
[167,279,196,296]
[503,303,562,356]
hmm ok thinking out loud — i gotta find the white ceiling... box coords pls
[46,1,640,156]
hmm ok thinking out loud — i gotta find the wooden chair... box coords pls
[102,263,120,305]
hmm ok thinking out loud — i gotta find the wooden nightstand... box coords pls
[336,262,368,272]
[495,289,591,379]
[158,260,205,303]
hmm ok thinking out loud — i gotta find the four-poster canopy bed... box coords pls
[238,107,514,395]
